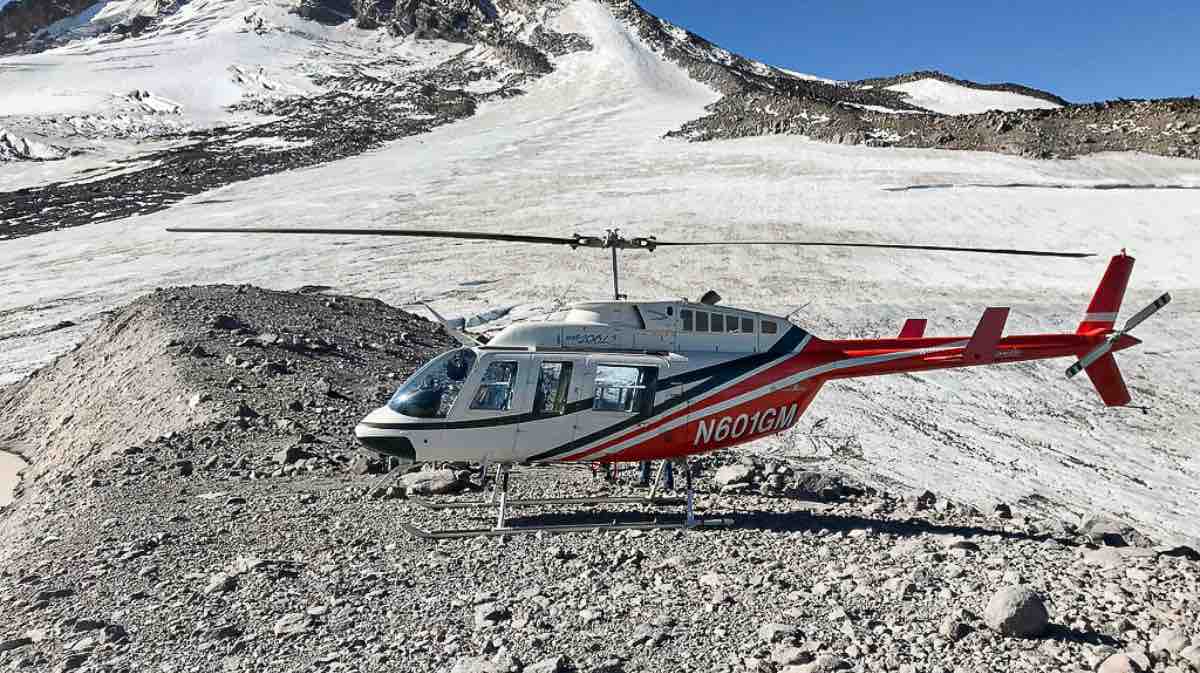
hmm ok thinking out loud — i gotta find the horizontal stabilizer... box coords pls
[899,319,927,338]
[964,308,1009,364]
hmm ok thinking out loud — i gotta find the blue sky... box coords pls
[638,1,1199,103]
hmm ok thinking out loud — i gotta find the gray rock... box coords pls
[714,463,754,487]
[1079,514,1153,547]
[474,602,509,630]
[1150,628,1189,658]
[349,454,379,475]
[1098,653,1145,673]
[449,658,499,673]
[1178,645,1200,668]
[983,585,1049,638]
[524,655,567,673]
[208,624,241,641]
[174,460,194,477]
[401,469,464,495]
[938,615,971,641]
[587,659,624,673]
[59,654,89,672]
[757,623,799,644]
[771,646,813,666]
[0,638,32,652]
[272,612,313,636]
[102,624,128,643]
[790,655,848,673]
[204,571,236,592]
[274,445,306,465]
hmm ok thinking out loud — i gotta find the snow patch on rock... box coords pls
[887,78,1062,115]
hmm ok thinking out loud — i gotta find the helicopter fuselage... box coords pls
[353,270,1144,465]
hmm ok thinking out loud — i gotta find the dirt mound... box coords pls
[0,285,452,483]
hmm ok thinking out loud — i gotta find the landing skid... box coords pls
[409,495,685,510]
[401,460,728,539]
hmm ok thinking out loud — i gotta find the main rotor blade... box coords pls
[421,302,481,348]
[640,239,1093,258]
[1122,292,1172,332]
[165,227,586,247]
[1066,341,1114,379]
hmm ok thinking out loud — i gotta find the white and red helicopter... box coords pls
[171,227,1170,537]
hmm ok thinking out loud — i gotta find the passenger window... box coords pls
[470,361,518,411]
[742,317,754,333]
[533,362,573,416]
[711,314,724,332]
[762,321,778,335]
[726,315,739,333]
[695,312,709,332]
[593,365,657,414]
[681,309,693,331]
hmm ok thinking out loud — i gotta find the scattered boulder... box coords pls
[1149,628,1189,658]
[473,602,509,630]
[714,463,754,487]
[204,572,237,595]
[349,454,380,475]
[274,445,307,465]
[757,623,799,644]
[1097,653,1145,673]
[400,469,465,495]
[525,656,568,673]
[1079,514,1154,547]
[0,638,32,652]
[938,615,971,641]
[272,613,313,636]
[983,585,1049,638]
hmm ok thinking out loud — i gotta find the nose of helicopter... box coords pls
[355,410,417,464]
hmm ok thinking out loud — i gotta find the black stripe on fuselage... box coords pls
[360,398,595,431]
[361,327,810,460]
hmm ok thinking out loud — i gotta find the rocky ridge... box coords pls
[0,0,591,239]
[3,285,1199,673]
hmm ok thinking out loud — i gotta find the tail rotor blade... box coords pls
[1067,341,1114,379]
[1122,292,1172,332]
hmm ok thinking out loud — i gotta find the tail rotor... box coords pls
[1066,292,1171,379]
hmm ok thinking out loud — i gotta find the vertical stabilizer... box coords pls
[1077,252,1135,333]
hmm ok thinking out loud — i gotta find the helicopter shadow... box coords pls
[496,504,1072,546]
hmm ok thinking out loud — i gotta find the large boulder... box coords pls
[1078,514,1154,547]
[1149,628,1189,659]
[400,469,464,495]
[983,586,1049,638]
[1097,653,1145,673]
[714,463,754,487]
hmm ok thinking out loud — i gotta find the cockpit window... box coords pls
[387,348,477,418]
[471,361,519,411]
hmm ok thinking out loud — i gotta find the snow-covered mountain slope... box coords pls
[2,0,1199,543]
[886,77,1063,115]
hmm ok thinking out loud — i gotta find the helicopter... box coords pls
[169,226,1170,537]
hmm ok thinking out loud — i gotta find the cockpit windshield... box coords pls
[388,348,478,419]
